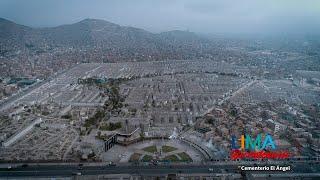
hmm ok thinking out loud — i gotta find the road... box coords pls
[2,118,42,147]
[0,65,76,112]
[0,164,226,177]
[202,79,257,116]
[0,162,319,178]
[0,80,47,112]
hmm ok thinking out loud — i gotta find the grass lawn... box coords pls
[141,155,153,162]
[129,153,142,162]
[177,152,193,162]
[163,154,179,162]
[142,145,157,153]
[161,145,177,153]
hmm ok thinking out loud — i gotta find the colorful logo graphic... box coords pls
[230,134,290,160]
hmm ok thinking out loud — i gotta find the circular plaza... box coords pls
[101,139,205,163]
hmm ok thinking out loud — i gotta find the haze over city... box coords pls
[1,0,320,34]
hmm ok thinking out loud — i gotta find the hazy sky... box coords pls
[1,0,319,34]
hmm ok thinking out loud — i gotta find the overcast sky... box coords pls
[1,0,319,34]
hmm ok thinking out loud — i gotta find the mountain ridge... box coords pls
[0,18,206,51]
[0,17,222,78]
